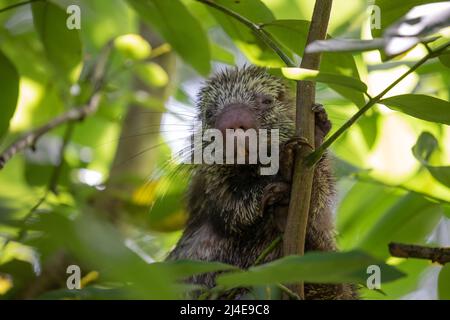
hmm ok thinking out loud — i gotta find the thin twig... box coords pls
[0,94,101,169]
[254,236,282,265]
[0,0,42,14]
[307,40,450,166]
[196,0,295,67]
[389,242,450,265]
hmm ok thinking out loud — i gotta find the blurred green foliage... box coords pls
[0,0,449,300]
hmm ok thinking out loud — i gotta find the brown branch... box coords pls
[0,42,113,170]
[389,242,450,265]
[283,0,333,299]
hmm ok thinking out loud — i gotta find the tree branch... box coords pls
[0,0,42,14]
[196,0,296,67]
[283,0,333,299]
[307,40,450,166]
[0,43,113,170]
[389,242,450,265]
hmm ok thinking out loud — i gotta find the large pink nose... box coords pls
[214,104,257,133]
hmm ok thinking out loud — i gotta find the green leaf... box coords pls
[337,180,403,250]
[306,38,385,54]
[443,205,450,218]
[0,50,19,140]
[380,94,450,125]
[358,111,380,150]
[127,0,210,75]
[264,20,365,107]
[361,259,429,300]
[215,250,405,288]
[281,68,368,93]
[412,132,450,188]
[412,131,438,162]
[34,211,179,299]
[32,1,82,81]
[358,193,443,259]
[206,0,288,67]
[439,52,450,69]
[438,264,450,300]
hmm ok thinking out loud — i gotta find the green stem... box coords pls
[0,0,42,14]
[196,0,295,67]
[307,40,450,166]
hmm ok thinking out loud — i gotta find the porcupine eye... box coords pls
[262,97,273,105]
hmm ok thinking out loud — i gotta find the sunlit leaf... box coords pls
[127,0,210,75]
[281,67,368,92]
[337,181,403,250]
[210,43,235,65]
[358,193,443,259]
[32,1,82,81]
[206,0,288,67]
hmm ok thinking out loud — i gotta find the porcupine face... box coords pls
[196,65,295,154]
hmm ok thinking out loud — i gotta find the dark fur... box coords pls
[167,66,356,299]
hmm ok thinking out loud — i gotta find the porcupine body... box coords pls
[167,66,356,299]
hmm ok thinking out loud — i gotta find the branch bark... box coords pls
[389,242,450,265]
[283,0,333,299]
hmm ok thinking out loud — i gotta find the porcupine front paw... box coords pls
[312,103,331,146]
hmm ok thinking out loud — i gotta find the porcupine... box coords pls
[167,66,356,299]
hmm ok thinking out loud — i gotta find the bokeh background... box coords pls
[0,0,449,299]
